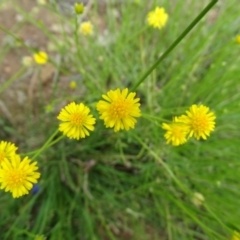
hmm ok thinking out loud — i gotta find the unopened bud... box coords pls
[74,3,84,14]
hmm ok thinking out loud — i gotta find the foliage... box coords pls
[0,0,240,239]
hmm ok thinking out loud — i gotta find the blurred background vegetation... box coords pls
[0,0,240,239]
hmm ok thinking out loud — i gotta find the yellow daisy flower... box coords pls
[0,155,40,198]
[57,102,96,140]
[96,88,141,132]
[235,35,240,44]
[33,51,48,65]
[232,231,240,240]
[79,21,93,36]
[162,117,189,146]
[0,141,18,164]
[147,6,168,29]
[179,104,216,140]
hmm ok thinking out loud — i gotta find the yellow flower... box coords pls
[69,81,77,89]
[232,231,240,240]
[179,104,216,140]
[0,155,40,198]
[33,51,48,65]
[162,117,189,146]
[147,6,168,29]
[0,141,18,164]
[57,102,96,140]
[79,21,93,36]
[74,3,84,14]
[235,35,240,44]
[96,88,141,132]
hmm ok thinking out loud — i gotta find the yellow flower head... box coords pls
[69,81,77,89]
[33,51,48,65]
[232,231,240,240]
[96,88,141,132]
[235,35,240,44]
[79,21,93,36]
[74,3,84,14]
[0,155,40,198]
[147,6,168,29]
[57,102,96,140]
[162,117,189,146]
[179,104,216,140]
[0,141,18,164]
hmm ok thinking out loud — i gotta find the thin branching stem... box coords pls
[131,0,218,91]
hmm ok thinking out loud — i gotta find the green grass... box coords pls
[0,0,240,239]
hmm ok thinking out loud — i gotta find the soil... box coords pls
[0,0,76,128]
[0,1,166,239]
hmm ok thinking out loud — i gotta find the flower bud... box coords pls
[74,3,84,15]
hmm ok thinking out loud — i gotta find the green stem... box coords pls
[132,133,190,194]
[47,134,65,147]
[0,26,69,75]
[31,129,60,160]
[13,4,60,48]
[168,194,226,239]
[204,204,229,231]
[142,113,169,122]
[0,67,26,95]
[74,16,82,62]
[131,0,218,91]
[118,25,148,50]
[23,135,65,157]
[132,133,229,233]
[0,25,31,51]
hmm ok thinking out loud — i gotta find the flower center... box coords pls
[110,99,129,119]
[7,170,26,187]
[0,152,5,163]
[192,115,208,131]
[172,125,185,138]
[71,113,85,126]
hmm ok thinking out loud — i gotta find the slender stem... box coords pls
[132,133,190,194]
[14,4,60,48]
[0,25,31,51]
[203,204,229,231]
[0,25,69,75]
[131,0,218,91]
[23,135,65,156]
[116,26,148,52]
[47,135,65,148]
[142,113,169,122]
[74,16,82,62]
[133,132,230,232]
[31,129,60,160]
[0,67,26,95]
